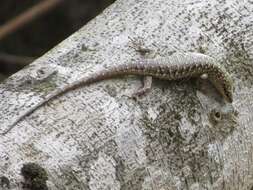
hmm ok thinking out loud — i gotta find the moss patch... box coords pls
[21,163,48,190]
[0,176,10,189]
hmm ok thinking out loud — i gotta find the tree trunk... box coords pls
[0,0,252,189]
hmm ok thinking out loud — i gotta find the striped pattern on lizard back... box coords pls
[78,52,233,103]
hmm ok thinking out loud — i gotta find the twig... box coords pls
[0,52,35,66]
[0,0,64,41]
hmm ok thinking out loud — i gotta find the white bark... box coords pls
[0,0,252,189]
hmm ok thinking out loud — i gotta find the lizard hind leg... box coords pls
[132,76,153,97]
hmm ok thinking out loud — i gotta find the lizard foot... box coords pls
[128,37,157,58]
[131,86,152,98]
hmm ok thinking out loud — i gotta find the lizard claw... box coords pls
[131,87,151,98]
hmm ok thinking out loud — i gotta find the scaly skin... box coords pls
[1,52,233,135]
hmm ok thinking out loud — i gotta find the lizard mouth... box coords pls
[226,95,233,103]
[223,87,233,103]
[227,96,233,103]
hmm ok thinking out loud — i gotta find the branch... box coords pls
[0,0,64,41]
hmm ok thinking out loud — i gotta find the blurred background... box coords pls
[0,0,115,81]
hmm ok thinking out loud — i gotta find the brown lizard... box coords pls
[1,52,233,135]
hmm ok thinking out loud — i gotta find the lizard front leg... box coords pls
[132,76,153,97]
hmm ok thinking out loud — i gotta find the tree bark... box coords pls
[0,0,252,189]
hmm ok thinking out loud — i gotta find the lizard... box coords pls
[1,52,233,135]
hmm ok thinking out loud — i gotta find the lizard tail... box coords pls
[1,65,138,135]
